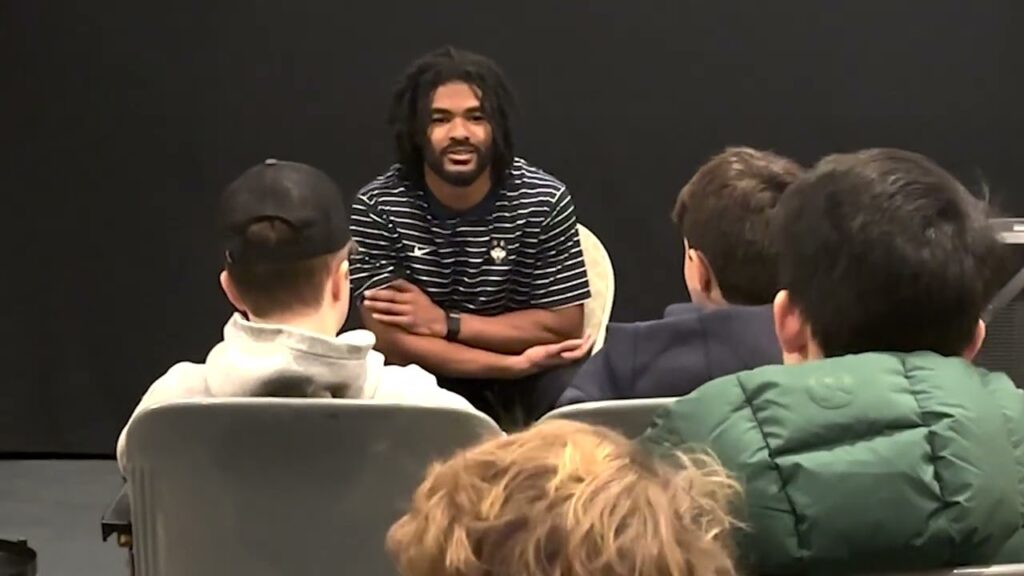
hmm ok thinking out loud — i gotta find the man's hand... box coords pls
[362,279,447,337]
[511,333,595,377]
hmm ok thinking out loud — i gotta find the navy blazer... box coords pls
[557,304,781,406]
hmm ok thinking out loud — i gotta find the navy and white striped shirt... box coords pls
[350,158,591,316]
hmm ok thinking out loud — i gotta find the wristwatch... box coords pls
[445,310,462,342]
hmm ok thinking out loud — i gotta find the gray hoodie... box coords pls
[117,314,483,471]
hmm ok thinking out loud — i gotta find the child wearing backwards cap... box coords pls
[116,160,489,472]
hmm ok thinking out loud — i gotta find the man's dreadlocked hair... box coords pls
[388,47,516,184]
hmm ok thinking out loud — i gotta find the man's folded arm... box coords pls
[458,304,584,354]
[362,309,525,379]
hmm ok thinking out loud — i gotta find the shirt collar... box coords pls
[414,175,501,222]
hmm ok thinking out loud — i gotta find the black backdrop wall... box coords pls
[3,1,1023,454]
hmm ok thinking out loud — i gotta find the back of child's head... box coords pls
[672,147,804,304]
[220,160,351,318]
[224,220,344,317]
[777,148,1003,357]
[387,420,741,576]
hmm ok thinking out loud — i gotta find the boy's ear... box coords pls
[330,259,350,303]
[962,319,986,361]
[773,290,816,364]
[220,270,248,313]
[691,249,716,295]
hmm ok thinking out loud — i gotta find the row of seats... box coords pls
[105,397,1024,576]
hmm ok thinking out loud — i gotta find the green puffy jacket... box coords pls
[638,352,1024,575]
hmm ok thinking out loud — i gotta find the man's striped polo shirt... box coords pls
[349,157,591,316]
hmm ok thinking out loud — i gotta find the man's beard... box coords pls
[424,141,493,187]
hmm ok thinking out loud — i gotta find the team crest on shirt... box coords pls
[489,239,508,264]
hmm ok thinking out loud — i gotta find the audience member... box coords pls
[640,149,1024,573]
[352,47,592,424]
[558,148,798,406]
[388,420,741,576]
[116,160,483,472]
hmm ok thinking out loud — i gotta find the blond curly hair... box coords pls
[387,420,742,576]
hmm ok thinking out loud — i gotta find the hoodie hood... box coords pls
[205,314,380,399]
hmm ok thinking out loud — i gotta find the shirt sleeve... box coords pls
[528,186,591,309]
[349,192,403,296]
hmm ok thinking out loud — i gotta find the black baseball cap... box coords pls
[221,159,351,265]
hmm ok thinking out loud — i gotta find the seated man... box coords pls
[352,47,591,423]
[387,420,742,576]
[558,148,799,406]
[116,160,483,472]
[640,149,1024,574]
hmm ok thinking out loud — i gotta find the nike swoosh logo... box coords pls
[412,245,435,257]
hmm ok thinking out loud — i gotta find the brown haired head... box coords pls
[387,420,741,576]
[672,147,803,305]
[774,147,1000,360]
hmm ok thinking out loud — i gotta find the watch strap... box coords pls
[445,310,462,342]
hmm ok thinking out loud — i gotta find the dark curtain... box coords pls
[3,0,1022,453]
